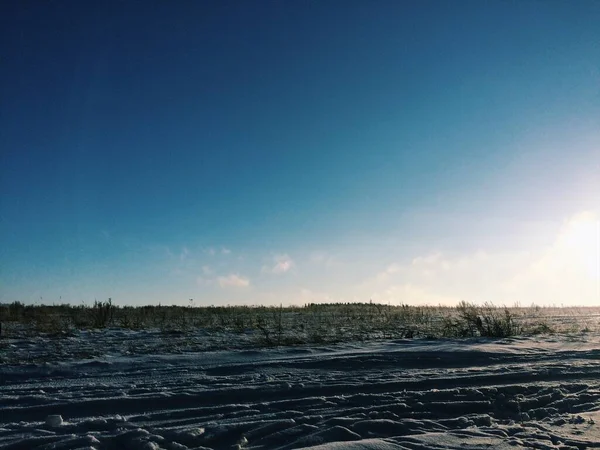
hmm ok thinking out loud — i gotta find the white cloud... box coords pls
[258,288,345,306]
[196,276,212,286]
[164,246,175,259]
[179,246,190,261]
[363,250,529,305]
[309,251,336,268]
[218,274,250,288]
[299,288,336,304]
[203,247,231,256]
[361,212,600,306]
[411,252,443,267]
[196,266,216,286]
[263,254,295,274]
[371,284,461,306]
[374,263,402,282]
[503,211,599,305]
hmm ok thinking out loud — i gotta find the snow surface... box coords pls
[1,331,599,449]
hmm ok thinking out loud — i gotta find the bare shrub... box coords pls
[92,298,114,329]
[453,301,520,338]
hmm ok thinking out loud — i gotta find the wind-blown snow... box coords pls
[1,332,599,449]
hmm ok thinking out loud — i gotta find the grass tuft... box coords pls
[0,300,597,348]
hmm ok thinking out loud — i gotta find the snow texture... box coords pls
[1,331,599,449]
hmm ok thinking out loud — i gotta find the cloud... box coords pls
[371,284,461,306]
[360,212,600,306]
[161,246,175,259]
[363,249,530,305]
[204,247,231,256]
[374,263,402,282]
[299,288,337,304]
[262,254,295,274]
[195,266,215,286]
[503,211,599,305]
[411,252,444,267]
[218,274,250,288]
[258,288,347,306]
[179,247,190,261]
[196,276,212,286]
[309,251,336,267]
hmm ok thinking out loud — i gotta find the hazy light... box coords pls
[556,212,600,280]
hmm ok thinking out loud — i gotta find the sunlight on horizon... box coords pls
[558,212,600,280]
[501,211,600,307]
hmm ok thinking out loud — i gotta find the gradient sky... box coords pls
[1,1,599,306]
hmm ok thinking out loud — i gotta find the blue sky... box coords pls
[1,1,599,306]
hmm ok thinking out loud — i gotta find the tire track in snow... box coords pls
[1,335,599,449]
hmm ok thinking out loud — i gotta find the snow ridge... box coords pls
[1,334,599,449]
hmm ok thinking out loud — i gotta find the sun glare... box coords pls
[558,212,600,280]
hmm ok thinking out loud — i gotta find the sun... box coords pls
[558,212,600,280]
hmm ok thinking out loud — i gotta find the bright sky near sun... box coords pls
[1,1,599,306]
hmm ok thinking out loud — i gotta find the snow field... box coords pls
[1,333,599,449]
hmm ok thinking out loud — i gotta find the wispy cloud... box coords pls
[309,251,336,268]
[374,263,402,282]
[503,211,600,305]
[262,254,295,274]
[204,247,231,256]
[299,288,335,304]
[195,265,215,286]
[196,276,212,286]
[258,288,347,306]
[363,249,528,305]
[218,274,250,288]
[179,246,190,261]
[361,211,600,306]
[371,284,460,306]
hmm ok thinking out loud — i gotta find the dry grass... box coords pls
[1,301,598,346]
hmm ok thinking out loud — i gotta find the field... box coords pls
[1,303,600,449]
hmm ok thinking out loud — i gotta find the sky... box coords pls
[1,1,599,307]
